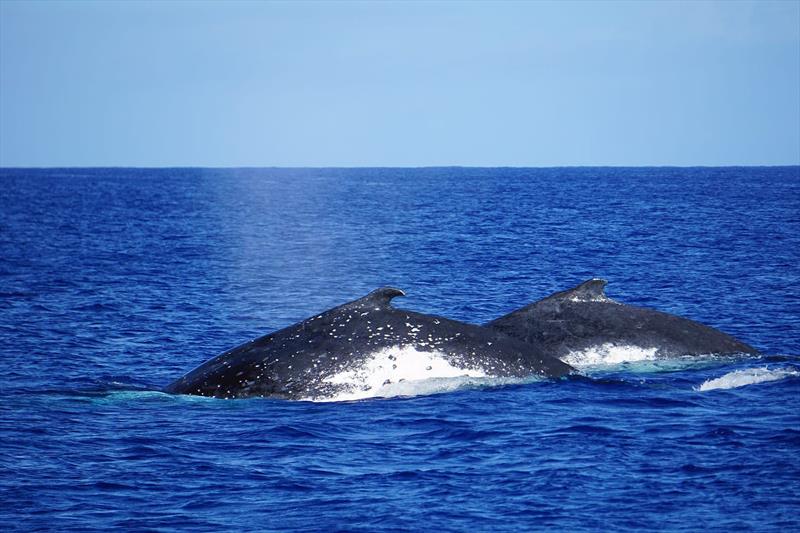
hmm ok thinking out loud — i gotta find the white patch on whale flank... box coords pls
[563,343,658,367]
[306,346,488,402]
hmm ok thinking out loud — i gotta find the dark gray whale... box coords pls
[165,287,574,400]
[486,279,758,362]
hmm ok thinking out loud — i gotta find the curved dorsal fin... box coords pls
[359,287,406,307]
[547,278,610,302]
[571,278,608,300]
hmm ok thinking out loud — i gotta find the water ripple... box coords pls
[1,167,798,532]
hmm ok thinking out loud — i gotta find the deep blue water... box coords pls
[1,167,799,531]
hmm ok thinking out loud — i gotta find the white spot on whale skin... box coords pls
[306,346,488,402]
[696,367,799,392]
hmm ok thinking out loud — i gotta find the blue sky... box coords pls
[1,0,798,167]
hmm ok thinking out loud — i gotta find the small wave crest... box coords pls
[320,375,531,402]
[696,367,799,392]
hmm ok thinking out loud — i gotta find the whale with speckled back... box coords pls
[164,287,575,400]
[486,279,758,364]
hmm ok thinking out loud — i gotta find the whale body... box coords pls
[486,279,758,362]
[165,287,574,400]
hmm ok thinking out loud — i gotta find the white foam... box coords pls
[697,367,799,391]
[306,346,489,402]
[563,343,658,368]
[331,375,529,402]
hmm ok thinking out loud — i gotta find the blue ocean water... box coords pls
[1,167,799,531]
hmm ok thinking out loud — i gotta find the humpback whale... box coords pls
[486,279,758,362]
[165,287,574,400]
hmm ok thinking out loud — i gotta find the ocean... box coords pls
[1,166,798,531]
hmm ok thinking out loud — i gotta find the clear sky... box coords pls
[1,0,798,167]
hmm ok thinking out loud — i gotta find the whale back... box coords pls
[165,287,574,400]
[486,279,758,359]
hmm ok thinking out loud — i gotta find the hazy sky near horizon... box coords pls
[1,0,798,167]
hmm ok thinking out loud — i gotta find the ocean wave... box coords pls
[572,351,751,375]
[315,375,533,402]
[696,367,799,392]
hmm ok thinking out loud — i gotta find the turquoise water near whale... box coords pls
[1,167,799,531]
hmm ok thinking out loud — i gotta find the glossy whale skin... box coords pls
[165,287,575,400]
[486,279,758,360]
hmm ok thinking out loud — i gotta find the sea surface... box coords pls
[1,167,799,531]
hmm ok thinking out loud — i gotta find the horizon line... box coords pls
[1,164,799,170]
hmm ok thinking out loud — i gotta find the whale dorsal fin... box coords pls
[547,278,611,303]
[359,287,406,308]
